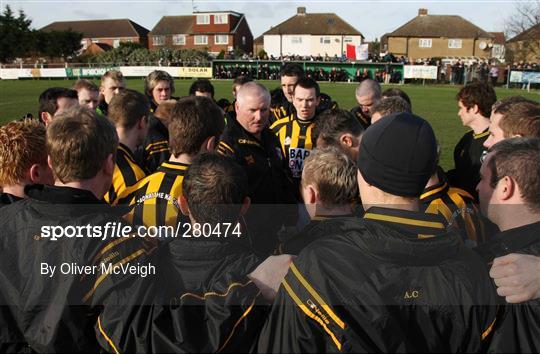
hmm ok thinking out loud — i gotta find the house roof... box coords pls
[149,16,193,36]
[193,10,243,17]
[263,12,363,37]
[254,35,264,44]
[489,32,506,45]
[83,42,113,55]
[507,23,540,43]
[41,19,149,38]
[388,14,492,39]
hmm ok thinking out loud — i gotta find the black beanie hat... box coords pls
[357,112,437,197]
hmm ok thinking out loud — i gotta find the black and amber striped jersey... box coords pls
[116,161,189,228]
[270,115,315,180]
[138,115,170,173]
[447,128,489,200]
[270,103,294,124]
[421,168,485,245]
[105,143,147,205]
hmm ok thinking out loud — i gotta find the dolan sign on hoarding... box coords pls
[178,67,213,78]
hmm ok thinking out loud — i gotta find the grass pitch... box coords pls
[0,79,538,170]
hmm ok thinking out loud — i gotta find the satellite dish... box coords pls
[479,41,487,50]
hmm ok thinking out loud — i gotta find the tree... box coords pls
[0,5,33,62]
[505,1,540,62]
[37,30,83,59]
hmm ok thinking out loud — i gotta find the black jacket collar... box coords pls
[23,184,128,217]
[0,192,22,207]
[363,206,448,238]
[420,167,450,203]
[475,221,540,262]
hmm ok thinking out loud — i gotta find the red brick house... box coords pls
[40,19,149,50]
[149,11,253,54]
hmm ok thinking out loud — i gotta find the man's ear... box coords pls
[47,156,53,170]
[202,136,216,152]
[315,96,321,106]
[104,153,115,176]
[303,184,318,204]
[471,104,480,115]
[340,134,354,148]
[29,164,41,183]
[497,176,515,201]
[179,195,190,216]
[41,112,52,126]
[138,116,146,129]
[240,196,251,216]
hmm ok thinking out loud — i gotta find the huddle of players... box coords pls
[0,63,539,352]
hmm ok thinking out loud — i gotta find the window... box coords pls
[196,14,210,24]
[172,34,186,45]
[194,35,208,45]
[320,37,331,44]
[91,39,100,43]
[242,36,246,45]
[344,37,354,43]
[215,35,228,44]
[448,39,462,49]
[152,36,165,46]
[291,37,302,44]
[419,38,432,48]
[113,39,120,48]
[214,14,228,24]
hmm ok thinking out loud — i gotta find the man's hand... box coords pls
[490,253,540,303]
[249,255,295,302]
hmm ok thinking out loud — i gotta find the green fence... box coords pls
[212,60,404,82]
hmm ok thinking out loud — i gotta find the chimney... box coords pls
[297,7,306,16]
[418,8,428,16]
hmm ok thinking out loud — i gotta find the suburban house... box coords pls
[386,9,494,60]
[262,7,363,58]
[40,19,149,50]
[506,23,540,62]
[489,32,506,62]
[149,11,253,54]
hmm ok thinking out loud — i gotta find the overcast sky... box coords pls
[3,0,520,41]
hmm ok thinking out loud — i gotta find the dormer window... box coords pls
[196,14,210,24]
[214,14,228,24]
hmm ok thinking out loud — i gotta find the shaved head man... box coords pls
[352,79,381,128]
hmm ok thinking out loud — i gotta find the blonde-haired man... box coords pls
[97,70,126,116]
[278,147,358,254]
